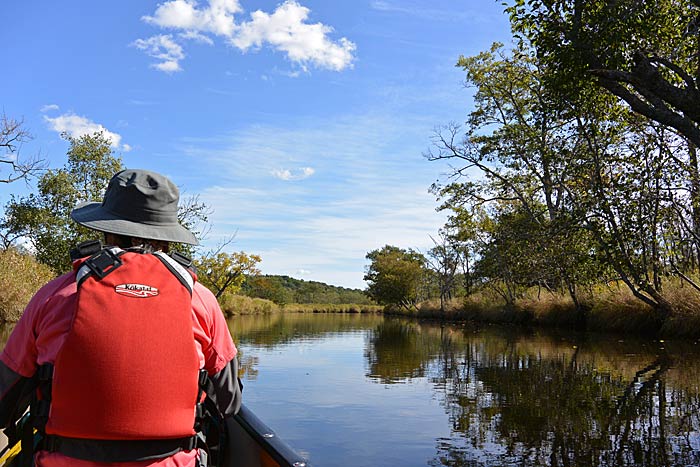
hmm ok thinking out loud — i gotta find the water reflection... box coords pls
[362,319,700,467]
[2,313,699,467]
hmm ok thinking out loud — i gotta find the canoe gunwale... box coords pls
[231,405,309,467]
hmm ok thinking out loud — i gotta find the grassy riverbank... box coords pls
[384,279,700,339]
[218,293,382,316]
[2,249,699,339]
[0,250,381,324]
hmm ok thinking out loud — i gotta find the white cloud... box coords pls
[231,2,356,72]
[178,30,215,45]
[40,104,59,113]
[136,0,355,73]
[44,113,130,151]
[132,34,185,73]
[271,167,315,181]
[143,0,241,36]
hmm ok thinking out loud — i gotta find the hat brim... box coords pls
[71,202,199,246]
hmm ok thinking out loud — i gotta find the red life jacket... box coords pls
[45,248,200,440]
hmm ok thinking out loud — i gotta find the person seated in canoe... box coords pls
[0,169,241,467]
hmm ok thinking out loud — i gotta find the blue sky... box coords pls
[2,0,512,289]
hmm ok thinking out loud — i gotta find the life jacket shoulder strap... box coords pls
[74,248,196,295]
[75,248,124,286]
[153,252,195,295]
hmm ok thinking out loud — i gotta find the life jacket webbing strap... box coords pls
[31,364,53,432]
[43,434,198,462]
[195,369,226,467]
[154,252,194,295]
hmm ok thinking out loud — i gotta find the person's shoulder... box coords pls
[22,271,77,320]
[34,271,77,299]
[192,281,219,307]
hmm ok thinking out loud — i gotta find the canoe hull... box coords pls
[228,404,308,467]
[0,405,309,467]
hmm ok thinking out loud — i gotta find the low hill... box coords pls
[242,274,373,305]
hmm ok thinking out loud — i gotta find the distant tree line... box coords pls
[242,274,374,305]
[365,0,700,328]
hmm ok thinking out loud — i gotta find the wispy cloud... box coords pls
[40,104,59,113]
[177,112,447,288]
[44,113,131,152]
[135,0,356,73]
[131,34,185,73]
[178,30,215,45]
[370,0,499,23]
[128,99,156,106]
[271,167,315,181]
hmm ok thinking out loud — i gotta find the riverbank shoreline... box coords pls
[380,285,700,340]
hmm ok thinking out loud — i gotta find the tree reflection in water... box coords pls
[6,311,699,466]
[366,319,700,467]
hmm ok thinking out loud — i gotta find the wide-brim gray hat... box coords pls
[71,169,199,245]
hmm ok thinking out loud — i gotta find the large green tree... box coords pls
[428,42,604,313]
[506,0,700,147]
[429,34,700,322]
[3,132,123,272]
[364,245,427,310]
[195,249,262,299]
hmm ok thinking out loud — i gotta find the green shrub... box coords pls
[280,303,382,314]
[218,293,280,316]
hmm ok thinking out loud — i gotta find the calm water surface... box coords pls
[229,313,700,467]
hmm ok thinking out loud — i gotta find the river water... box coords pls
[229,313,700,467]
[1,312,699,466]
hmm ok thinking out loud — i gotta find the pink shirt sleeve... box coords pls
[191,282,237,375]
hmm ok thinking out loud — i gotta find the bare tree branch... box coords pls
[0,113,47,184]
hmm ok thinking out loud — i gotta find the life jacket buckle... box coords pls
[170,251,193,269]
[37,363,53,382]
[84,249,123,279]
[198,369,208,388]
[70,239,103,261]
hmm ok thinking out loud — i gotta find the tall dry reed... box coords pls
[0,249,55,323]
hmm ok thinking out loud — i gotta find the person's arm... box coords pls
[0,273,75,431]
[0,361,32,428]
[192,282,242,417]
[208,358,242,417]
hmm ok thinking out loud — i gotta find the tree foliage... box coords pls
[428,42,605,315]
[423,24,700,324]
[425,229,463,311]
[506,0,700,146]
[242,274,374,305]
[195,249,262,299]
[3,132,123,272]
[364,245,427,310]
